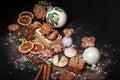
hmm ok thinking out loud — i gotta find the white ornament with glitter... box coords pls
[62,36,73,47]
[82,47,101,65]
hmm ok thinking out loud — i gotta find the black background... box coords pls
[0,0,119,46]
[0,0,120,80]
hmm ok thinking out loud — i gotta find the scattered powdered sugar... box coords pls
[14,56,34,70]
[2,20,120,80]
[3,33,40,71]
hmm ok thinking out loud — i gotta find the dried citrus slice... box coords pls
[19,11,34,19]
[30,42,44,54]
[18,41,34,53]
[17,16,32,26]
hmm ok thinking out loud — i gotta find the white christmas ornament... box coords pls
[82,47,101,65]
[62,36,73,47]
[46,7,67,28]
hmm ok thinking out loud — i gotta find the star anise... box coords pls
[50,44,63,54]
[7,24,20,32]
[39,22,53,35]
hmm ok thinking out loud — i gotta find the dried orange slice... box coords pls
[18,41,34,53]
[19,11,34,19]
[17,16,32,26]
[30,42,44,54]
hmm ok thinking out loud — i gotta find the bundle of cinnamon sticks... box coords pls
[35,63,51,80]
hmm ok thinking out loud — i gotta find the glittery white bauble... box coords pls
[62,36,73,47]
[82,47,101,65]
[46,7,67,28]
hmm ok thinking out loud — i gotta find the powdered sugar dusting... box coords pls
[2,20,120,80]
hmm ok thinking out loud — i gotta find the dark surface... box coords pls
[0,0,119,45]
[0,0,120,80]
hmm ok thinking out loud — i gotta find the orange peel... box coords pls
[18,41,34,53]
[19,11,34,19]
[30,42,44,54]
[17,16,32,26]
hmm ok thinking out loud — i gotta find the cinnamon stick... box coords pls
[35,63,44,80]
[46,64,51,80]
[43,64,47,80]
